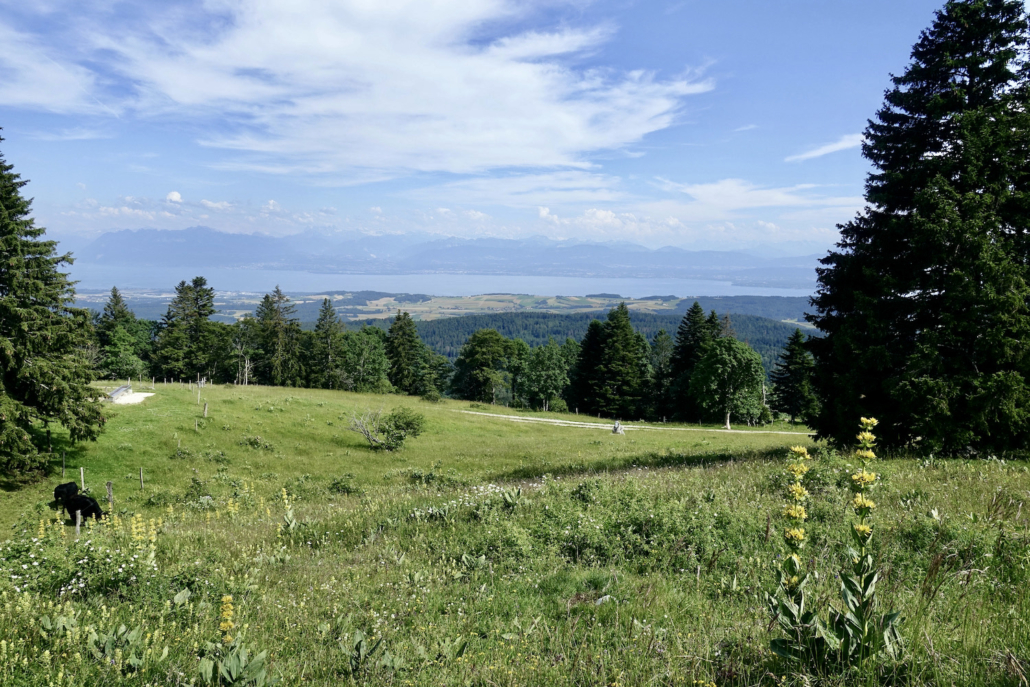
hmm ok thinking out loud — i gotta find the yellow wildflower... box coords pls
[860,417,879,430]
[854,449,876,460]
[856,431,876,446]
[219,595,235,644]
[787,483,809,503]
[852,493,876,513]
[784,528,806,545]
[788,446,811,460]
[782,504,807,521]
[852,523,872,540]
[850,469,877,490]
[787,461,810,479]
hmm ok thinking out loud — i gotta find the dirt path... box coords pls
[457,410,813,436]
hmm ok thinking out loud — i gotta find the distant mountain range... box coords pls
[77,226,821,289]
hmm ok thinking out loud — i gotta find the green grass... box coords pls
[1,384,1028,686]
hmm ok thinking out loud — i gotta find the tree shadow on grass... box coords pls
[0,440,91,493]
[489,447,787,483]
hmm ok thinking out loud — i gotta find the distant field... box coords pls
[75,289,812,325]
[2,384,1026,686]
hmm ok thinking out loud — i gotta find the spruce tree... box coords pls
[769,329,818,425]
[809,0,1030,452]
[155,277,217,380]
[386,310,424,394]
[255,286,300,387]
[343,326,392,393]
[0,136,104,474]
[99,287,133,342]
[670,302,719,420]
[647,329,675,420]
[596,304,647,419]
[310,298,344,389]
[568,319,606,416]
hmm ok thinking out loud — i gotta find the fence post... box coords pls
[106,481,113,509]
[75,511,82,537]
[80,466,85,490]
[204,402,208,418]
[62,452,66,478]
[139,468,144,491]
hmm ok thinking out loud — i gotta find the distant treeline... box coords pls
[88,278,816,428]
[347,311,812,376]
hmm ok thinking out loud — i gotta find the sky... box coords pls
[0,0,946,254]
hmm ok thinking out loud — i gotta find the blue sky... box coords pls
[0,0,944,253]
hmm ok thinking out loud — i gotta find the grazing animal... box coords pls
[54,482,78,504]
[64,494,105,521]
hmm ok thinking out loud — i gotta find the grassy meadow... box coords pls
[1,384,1028,685]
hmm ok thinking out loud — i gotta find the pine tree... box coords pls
[670,302,720,420]
[99,287,133,342]
[809,0,1030,452]
[310,298,344,389]
[255,286,300,387]
[0,135,104,474]
[450,329,513,402]
[647,329,675,420]
[155,277,217,380]
[769,329,818,425]
[596,304,647,419]
[568,320,606,416]
[386,310,424,394]
[343,326,392,393]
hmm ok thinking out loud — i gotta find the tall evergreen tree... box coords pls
[670,302,721,420]
[450,329,513,402]
[155,277,217,380]
[0,136,104,474]
[809,0,1030,452]
[386,310,424,394]
[255,286,301,387]
[647,329,675,420]
[596,304,647,419]
[567,320,606,415]
[310,298,345,389]
[769,329,818,425]
[99,287,133,339]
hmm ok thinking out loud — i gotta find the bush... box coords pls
[348,407,426,451]
[550,399,569,413]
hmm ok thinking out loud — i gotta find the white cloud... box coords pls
[369,206,382,214]
[200,199,232,210]
[262,200,282,213]
[436,208,451,215]
[165,191,182,203]
[734,124,757,132]
[464,209,488,220]
[3,1,711,178]
[785,133,864,162]
[413,171,624,207]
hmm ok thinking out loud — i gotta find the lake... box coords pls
[68,263,813,298]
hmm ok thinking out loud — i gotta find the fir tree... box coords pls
[450,328,513,402]
[647,329,675,420]
[310,298,344,389]
[670,302,720,420]
[155,277,217,380]
[0,135,104,474]
[99,287,133,342]
[596,304,647,419]
[386,310,424,394]
[809,0,1030,452]
[343,326,392,393]
[255,286,300,387]
[568,320,606,416]
[769,329,818,425]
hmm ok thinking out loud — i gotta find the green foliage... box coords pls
[155,276,219,380]
[309,297,345,389]
[349,407,426,451]
[0,135,104,476]
[769,329,818,425]
[568,304,649,419]
[386,310,424,394]
[689,337,765,428]
[255,286,301,387]
[809,0,1030,453]
[199,642,272,686]
[450,329,518,403]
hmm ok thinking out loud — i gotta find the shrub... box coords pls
[348,407,426,451]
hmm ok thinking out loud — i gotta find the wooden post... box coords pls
[106,481,113,509]
[75,511,82,537]
[62,452,66,478]
[80,466,85,490]
[204,402,208,418]
[139,467,144,491]
[195,419,198,432]
[197,389,201,405]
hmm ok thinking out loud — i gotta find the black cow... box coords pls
[54,482,78,504]
[64,494,105,521]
